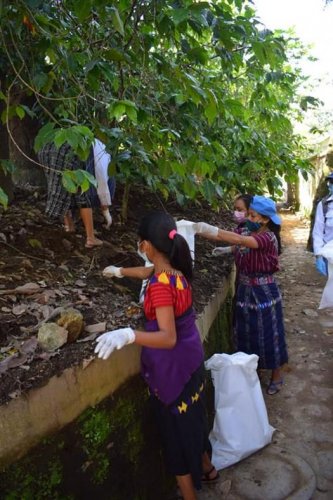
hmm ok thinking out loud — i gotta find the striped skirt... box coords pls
[233,276,288,369]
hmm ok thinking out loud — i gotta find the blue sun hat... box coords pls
[250,195,281,225]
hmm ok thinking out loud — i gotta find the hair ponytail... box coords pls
[138,211,193,282]
[267,220,282,255]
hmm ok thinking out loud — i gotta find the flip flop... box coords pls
[85,239,103,249]
[201,466,219,483]
[266,379,284,395]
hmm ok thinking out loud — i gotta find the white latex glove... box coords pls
[102,209,112,229]
[102,265,123,278]
[95,327,135,359]
[193,222,219,237]
[212,246,232,256]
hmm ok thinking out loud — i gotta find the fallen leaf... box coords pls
[9,390,21,399]
[82,357,95,369]
[20,337,38,355]
[85,322,106,334]
[0,353,28,374]
[28,238,42,248]
[75,279,86,287]
[12,304,28,316]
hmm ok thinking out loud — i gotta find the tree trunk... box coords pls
[0,102,14,203]
[121,182,131,222]
[7,91,45,188]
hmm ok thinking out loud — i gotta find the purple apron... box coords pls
[141,309,204,405]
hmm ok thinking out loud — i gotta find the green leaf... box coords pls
[34,123,56,152]
[187,47,209,64]
[28,238,42,249]
[0,159,15,175]
[0,187,8,209]
[72,0,92,21]
[111,7,124,36]
[15,106,25,120]
[32,73,48,91]
[62,171,78,193]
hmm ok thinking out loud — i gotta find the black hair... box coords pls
[267,220,282,255]
[235,194,253,210]
[138,211,193,282]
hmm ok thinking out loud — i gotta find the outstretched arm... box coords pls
[194,222,259,249]
[103,264,154,280]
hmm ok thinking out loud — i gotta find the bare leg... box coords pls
[271,367,283,383]
[79,207,103,247]
[176,474,197,500]
[202,452,218,479]
[63,211,75,232]
[267,367,284,395]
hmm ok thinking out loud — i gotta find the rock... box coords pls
[38,323,68,351]
[56,308,84,342]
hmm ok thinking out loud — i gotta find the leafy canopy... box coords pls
[0,0,312,208]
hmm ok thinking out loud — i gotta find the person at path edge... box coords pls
[195,195,288,395]
[312,172,333,276]
[96,211,218,500]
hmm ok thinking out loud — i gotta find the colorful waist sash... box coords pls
[238,274,275,286]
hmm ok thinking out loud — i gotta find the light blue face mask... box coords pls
[246,220,261,232]
[328,183,333,196]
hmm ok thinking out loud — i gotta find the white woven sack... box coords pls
[205,352,275,470]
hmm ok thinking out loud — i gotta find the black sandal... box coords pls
[201,466,219,483]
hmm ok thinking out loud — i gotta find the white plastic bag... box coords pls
[319,240,333,310]
[176,219,196,261]
[205,352,275,470]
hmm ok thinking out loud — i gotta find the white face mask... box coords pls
[137,242,149,262]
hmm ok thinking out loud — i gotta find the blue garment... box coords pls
[316,256,328,276]
[233,277,288,369]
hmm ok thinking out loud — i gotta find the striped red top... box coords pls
[144,271,193,320]
[234,230,279,274]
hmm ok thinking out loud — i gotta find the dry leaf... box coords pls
[12,304,28,316]
[82,357,94,369]
[85,322,106,334]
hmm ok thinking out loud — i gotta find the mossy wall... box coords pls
[0,295,233,500]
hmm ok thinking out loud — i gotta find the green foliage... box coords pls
[1,455,64,500]
[0,0,314,206]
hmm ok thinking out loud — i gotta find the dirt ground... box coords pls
[198,213,333,500]
[0,185,234,405]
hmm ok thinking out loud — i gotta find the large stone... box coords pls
[56,308,84,342]
[37,323,68,351]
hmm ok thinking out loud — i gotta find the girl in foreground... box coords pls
[96,211,218,500]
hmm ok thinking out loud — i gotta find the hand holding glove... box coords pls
[316,256,328,276]
[95,327,135,359]
[193,222,219,238]
[102,265,123,278]
[212,246,232,256]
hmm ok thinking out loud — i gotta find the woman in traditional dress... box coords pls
[195,195,288,395]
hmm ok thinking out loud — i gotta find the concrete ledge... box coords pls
[0,269,235,467]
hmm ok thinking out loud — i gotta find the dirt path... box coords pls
[199,214,333,500]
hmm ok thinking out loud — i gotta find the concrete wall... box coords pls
[0,268,235,469]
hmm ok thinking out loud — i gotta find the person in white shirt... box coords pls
[312,172,333,275]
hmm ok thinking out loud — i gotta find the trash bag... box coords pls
[205,352,275,470]
[176,219,196,261]
[319,240,333,310]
